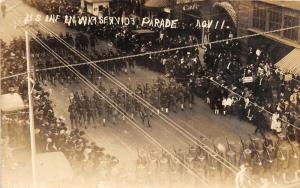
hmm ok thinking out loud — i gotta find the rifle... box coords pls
[275,138,286,161]
[261,132,273,163]
[287,135,298,159]
[239,136,247,162]
[248,134,263,166]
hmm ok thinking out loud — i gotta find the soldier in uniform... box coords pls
[151,85,161,110]
[207,146,222,180]
[186,83,194,110]
[287,136,300,182]
[262,132,277,178]
[148,150,159,185]
[135,85,143,115]
[177,84,185,111]
[68,100,77,130]
[169,84,178,113]
[249,136,264,178]
[158,152,170,187]
[184,151,195,184]
[169,156,182,187]
[239,137,252,167]
[194,146,207,177]
[160,86,170,114]
[226,138,237,166]
[136,149,148,181]
[275,134,291,184]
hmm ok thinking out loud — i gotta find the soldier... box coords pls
[90,97,98,126]
[160,86,170,114]
[151,86,160,110]
[177,84,185,111]
[169,84,178,113]
[136,149,148,180]
[80,91,90,128]
[275,135,291,184]
[287,135,300,182]
[226,138,237,166]
[68,101,77,130]
[103,100,111,127]
[186,83,194,110]
[250,136,265,178]
[239,137,252,166]
[148,150,159,185]
[140,106,151,128]
[158,152,170,186]
[194,146,207,176]
[169,156,182,187]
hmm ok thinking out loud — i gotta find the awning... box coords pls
[144,0,171,8]
[0,93,26,112]
[132,29,155,34]
[84,0,111,3]
[276,48,300,75]
[176,0,205,4]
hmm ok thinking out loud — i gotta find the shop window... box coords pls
[253,6,267,31]
[269,7,282,32]
[283,15,298,41]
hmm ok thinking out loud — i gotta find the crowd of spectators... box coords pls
[1,38,118,187]
[9,0,300,141]
[2,1,300,187]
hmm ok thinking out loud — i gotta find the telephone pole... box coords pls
[17,22,38,188]
[26,29,37,188]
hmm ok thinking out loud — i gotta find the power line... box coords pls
[208,77,300,130]
[36,22,259,184]
[27,29,214,187]
[1,24,300,81]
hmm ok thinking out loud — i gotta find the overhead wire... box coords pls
[1,24,300,81]
[37,19,300,185]
[36,22,263,186]
[2,7,298,181]
[37,22,243,172]
[3,5,299,186]
[23,27,214,187]
[207,77,300,130]
[180,6,300,83]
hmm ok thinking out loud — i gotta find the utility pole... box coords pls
[26,29,37,188]
[17,22,38,188]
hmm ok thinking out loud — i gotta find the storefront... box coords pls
[175,0,207,22]
[142,0,173,19]
[83,0,111,17]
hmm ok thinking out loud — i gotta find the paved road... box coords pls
[1,0,258,187]
[44,66,257,183]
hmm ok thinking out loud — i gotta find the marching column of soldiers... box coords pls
[135,132,300,187]
[68,78,194,130]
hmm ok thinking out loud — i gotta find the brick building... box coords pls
[230,0,300,73]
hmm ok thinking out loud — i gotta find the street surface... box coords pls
[0,0,258,187]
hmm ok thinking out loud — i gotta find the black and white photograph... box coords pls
[1,0,300,187]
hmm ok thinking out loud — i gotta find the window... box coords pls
[253,6,267,30]
[283,15,298,41]
[269,7,282,32]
